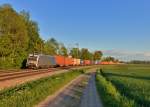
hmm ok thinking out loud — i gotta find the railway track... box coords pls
[0,69,73,90]
[0,65,98,90]
[0,70,53,81]
[0,68,56,77]
[0,65,86,73]
[0,66,79,82]
[0,66,80,76]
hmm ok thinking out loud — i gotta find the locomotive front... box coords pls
[26,54,39,68]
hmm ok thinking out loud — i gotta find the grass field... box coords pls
[96,64,150,107]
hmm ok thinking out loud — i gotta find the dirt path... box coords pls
[80,73,103,107]
[37,74,90,107]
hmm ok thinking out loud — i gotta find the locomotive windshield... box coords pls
[28,56,37,61]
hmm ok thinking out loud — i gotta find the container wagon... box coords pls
[84,60,91,65]
[65,57,73,66]
[80,60,84,66]
[55,55,65,66]
[76,59,81,65]
[69,58,74,66]
[101,61,110,65]
[95,60,101,65]
[73,58,77,66]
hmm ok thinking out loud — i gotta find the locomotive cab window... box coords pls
[28,57,37,61]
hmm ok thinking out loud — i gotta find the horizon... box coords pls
[0,0,150,61]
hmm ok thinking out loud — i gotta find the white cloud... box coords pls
[102,50,150,61]
[144,52,150,57]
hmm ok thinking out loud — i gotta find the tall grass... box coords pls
[96,70,136,107]
[0,69,84,107]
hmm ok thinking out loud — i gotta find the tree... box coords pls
[102,56,115,62]
[0,4,29,68]
[44,38,59,55]
[58,43,68,56]
[93,51,103,61]
[70,48,80,58]
[0,4,44,68]
[128,60,150,64]
[88,52,94,60]
[80,48,91,60]
[20,10,43,53]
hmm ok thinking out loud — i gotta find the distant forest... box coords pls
[0,4,103,69]
[128,60,150,64]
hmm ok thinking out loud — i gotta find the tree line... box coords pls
[101,56,119,62]
[127,60,150,64]
[0,4,103,69]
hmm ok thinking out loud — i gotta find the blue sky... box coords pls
[0,0,150,60]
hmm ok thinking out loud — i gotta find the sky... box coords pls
[0,0,150,60]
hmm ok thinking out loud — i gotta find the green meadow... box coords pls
[96,64,150,107]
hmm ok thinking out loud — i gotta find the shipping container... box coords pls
[73,58,77,65]
[80,60,84,65]
[67,56,74,66]
[101,61,113,65]
[95,60,101,65]
[55,55,65,66]
[70,58,74,66]
[109,61,114,64]
[76,59,81,65]
[84,60,91,65]
[90,60,94,65]
[65,57,73,66]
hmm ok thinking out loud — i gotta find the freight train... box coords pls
[26,54,101,69]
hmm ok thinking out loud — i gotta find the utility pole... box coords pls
[40,42,42,54]
[67,44,72,56]
[75,43,79,66]
[75,43,79,58]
